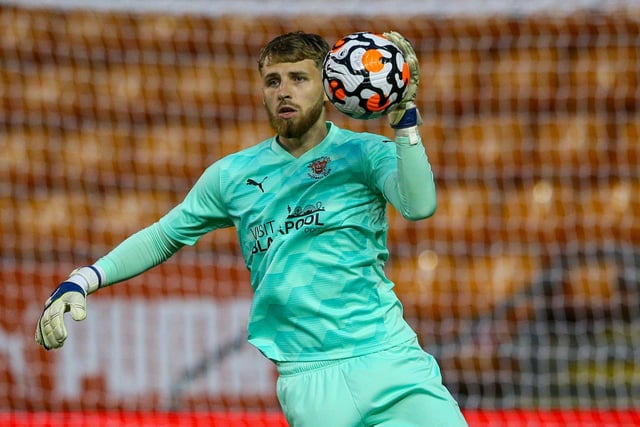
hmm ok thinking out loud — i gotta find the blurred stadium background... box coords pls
[1,0,639,425]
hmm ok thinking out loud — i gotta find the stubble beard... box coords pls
[268,97,325,139]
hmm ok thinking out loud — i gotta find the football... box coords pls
[323,32,410,120]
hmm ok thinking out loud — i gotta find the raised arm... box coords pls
[382,31,437,220]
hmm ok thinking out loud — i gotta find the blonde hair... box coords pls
[258,31,330,72]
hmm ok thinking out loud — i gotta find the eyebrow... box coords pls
[263,70,310,81]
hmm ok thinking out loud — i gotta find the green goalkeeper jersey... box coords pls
[106,122,435,362]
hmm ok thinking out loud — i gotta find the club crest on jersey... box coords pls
[307,156,332,179]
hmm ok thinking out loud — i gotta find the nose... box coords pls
[277,81,291,100]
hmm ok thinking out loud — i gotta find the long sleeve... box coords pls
[383,130,437,220]
[93,222,184,287]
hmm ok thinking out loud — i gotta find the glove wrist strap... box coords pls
[68,265,104,294]
[390,106,419,129]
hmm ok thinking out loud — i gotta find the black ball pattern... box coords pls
[323,32,409,120]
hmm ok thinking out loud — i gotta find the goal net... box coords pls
[1,1,639,425]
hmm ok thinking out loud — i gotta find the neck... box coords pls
[278,120,328,158]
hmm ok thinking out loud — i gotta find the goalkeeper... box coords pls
[36,31,468,427]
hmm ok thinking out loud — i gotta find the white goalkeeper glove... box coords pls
[383,31,423,131]
[35,266,102,350]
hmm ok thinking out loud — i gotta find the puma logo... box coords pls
[246,176,267,193]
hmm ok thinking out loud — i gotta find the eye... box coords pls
[265,77,280,88]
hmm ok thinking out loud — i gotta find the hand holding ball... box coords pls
[323,32,410,120]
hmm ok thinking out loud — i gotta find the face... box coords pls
[261,59,326,140]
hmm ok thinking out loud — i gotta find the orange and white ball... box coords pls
[323,32,410,120]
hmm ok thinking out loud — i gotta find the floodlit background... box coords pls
[1,0,639,425]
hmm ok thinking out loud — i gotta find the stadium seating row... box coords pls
[1,7,639,120]
[2,179,637,257]
[2,47,637,115]
[2,117,638,186]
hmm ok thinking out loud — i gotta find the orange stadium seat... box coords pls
[3,9,265,122]
[54,123,232,189]
[0,7,29,53]
[90,190,243,254]
[452,115,529,173]
[490,46,560,95]
[23,9,189,55]
[5,191,92,257]
[87,61,260,119]
[58,10,115,46]
[500,181,578,245]
[386,182,495,247]
[577,180,640,243]
[53,126,130,183]
[178,59,264,111]
[90,190,180,247]
[0,129,50,184]
[533,114,610,171]
[615,117,640,174]
[87,59,263,115]
[9,65,67,115]
[132,123,213,180]
[420,48,481,104]
[570,45,639,93]
[214,121,276,154]
[387,251,541,321]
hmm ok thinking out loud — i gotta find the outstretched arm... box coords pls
[94,222,184,286]
[35,222,183,350]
